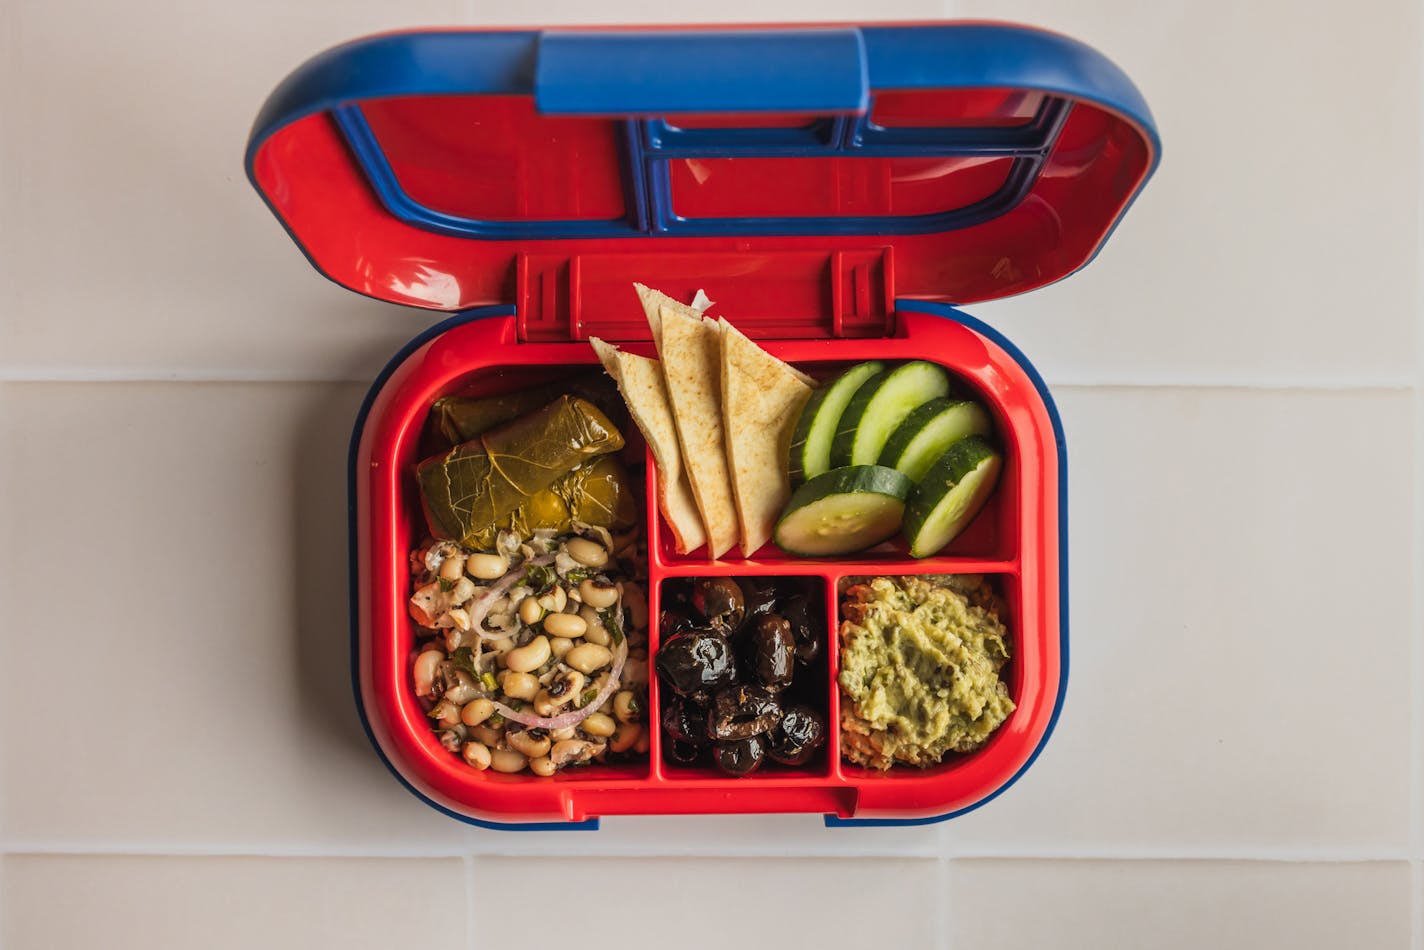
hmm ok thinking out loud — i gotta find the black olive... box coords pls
[714,735,767,776]
[654,630,738,697]
[660,608,696,637]
[660,695,709,745]
[743,614,795,688]
[782,593,823,665]
[768,704,827,766]
[739,578,779,631]
[707,684,783,740]
[668,740,702,765]
[691,577,746,634]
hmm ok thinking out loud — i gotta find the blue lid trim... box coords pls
[347,305,598,831]
[824,300,1069,828]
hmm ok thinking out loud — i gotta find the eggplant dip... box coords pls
[838,575,1014,770]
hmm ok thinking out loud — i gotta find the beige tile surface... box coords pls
[958,0,1419,385]
[474,856,939,948]
[945,386,1415,852]
[0,382,460,849]
[948,859,1413,950]
[1,854,467,950]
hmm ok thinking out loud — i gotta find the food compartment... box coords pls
[647,312,1025,570]
[831,570,1023,783]
[651,575,832,780]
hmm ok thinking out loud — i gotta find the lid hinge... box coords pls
[516,247,894,343]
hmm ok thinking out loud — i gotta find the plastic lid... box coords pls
[246,23,1159,335]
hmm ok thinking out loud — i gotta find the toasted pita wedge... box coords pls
[589,338,706,554]
[634,283,708,351]
[719,319,814,555]
[657,304,739,558]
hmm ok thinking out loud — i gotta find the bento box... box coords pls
[245,23,1159,828]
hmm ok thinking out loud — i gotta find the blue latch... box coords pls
[534,28,869,115]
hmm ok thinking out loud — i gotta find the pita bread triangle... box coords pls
[589,337,706,554]
[719,319,814,555]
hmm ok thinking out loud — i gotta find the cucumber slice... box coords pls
[879,398,992,483]
[788,361,885,484]
[904,436,1002,558]
[830,361,950,469]
[774,465,912,557]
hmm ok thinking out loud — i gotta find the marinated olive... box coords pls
[708,684,783,740]
[714,735,767,776]
[739,578,778,631]
[654,630,738,697]
[660,607,696,637]
[660,695,709,745]
[782,593,822,665]
[668,740,702,765]
[768,704,827,766]
[743,615,795,688]
[691,577,746,633]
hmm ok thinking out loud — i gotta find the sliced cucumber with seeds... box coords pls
[903,436,1002,558]
[774,465,912,557]
[789,361,885,484]
[830,361,950,469]
[879,398,992,483]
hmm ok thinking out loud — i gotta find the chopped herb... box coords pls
[578,687,599,708]
[599,607,625,645]
[562,567,596,585]
[524,563,556,594]
[480,672,499,693]
[450,647,479,676]
[437,576,455,592]
[489,713,505,727]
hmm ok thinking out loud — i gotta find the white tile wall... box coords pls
[0,0,1418,948]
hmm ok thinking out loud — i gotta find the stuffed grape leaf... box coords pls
[417,396,625,547]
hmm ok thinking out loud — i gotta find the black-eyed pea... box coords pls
[579,578,619,609]
[578,605,611,646]
[518,596,546,626]
[499,671,540,701]
[613,690,640,724]
[621,584,648,630]
[565,643,612,674]
[462,741,492,770]
[581,712,617,737]
[461,698,495,727]
[551,726,577,741]
[438,555,466,582]
[565,537,608,568]
[508,730,551,758]
[610,722,641,754]
[471,724,503,747]
[533,690,561,718]
[448,577,476,604]
[413,649,444,697]
[465,553,508,580]
[543,611,586,638]
[549,636,576,660]
[546,669,585,708]
[634,730,650,755]
[529,756,557,777]
[505,635,551,673]
[489,749,528,773]
[537,585,567,614]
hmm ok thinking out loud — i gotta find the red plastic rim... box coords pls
[354,310,1061,823]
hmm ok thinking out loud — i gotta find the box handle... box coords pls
[534,29,868,116]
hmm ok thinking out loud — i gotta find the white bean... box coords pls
[505,636,551,673]
[462,741,491,770]
[565,537,608,568]
[565,642,612,674]
[465,553,508,580]
[489,749,528,773]
[579,579,619,609]
[499,671,540,701]
[413,650,444,697]
[543,612,587,638]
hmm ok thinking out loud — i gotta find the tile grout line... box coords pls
[1414,6,1424,950]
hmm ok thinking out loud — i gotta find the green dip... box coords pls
[838,576,1014,768]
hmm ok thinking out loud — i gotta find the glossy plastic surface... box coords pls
[353,308,1061,823]
[245,23,1158,312]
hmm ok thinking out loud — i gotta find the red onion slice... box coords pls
[491,637,629,730]
[469,553,555,641]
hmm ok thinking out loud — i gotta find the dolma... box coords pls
[426,373,624,448]
[417,396,625,547]
[463,454,638,550]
